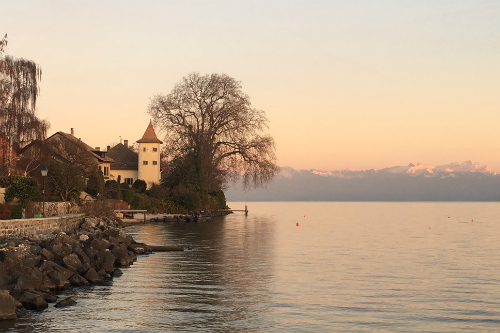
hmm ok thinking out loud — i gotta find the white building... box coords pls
[107,122,163,188]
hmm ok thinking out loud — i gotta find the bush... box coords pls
[10,204,24,219]
[174,192,200,212]
[104,180,119,199]
[210,190,227,210]
[133,179,147,193]
[4,176,38,206]
[122,189,136,205]
[81,199,116,219]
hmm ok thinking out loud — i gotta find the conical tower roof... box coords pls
[137,122,163,144]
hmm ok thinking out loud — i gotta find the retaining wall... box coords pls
[27,201,81,218]
[0,214,85,240]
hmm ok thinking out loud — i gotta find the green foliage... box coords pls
[121,188,135,205]
[162,152,200,191]
[130,193,161,212]
[85,168,105,197]
[4,175,38,219]
[210,190,227,210]
[133,179,147,193]
[173,192,200,212]
[10,204,24,219]
[117,175,122,200]
[4,175,38,206]
[104,180,119,199]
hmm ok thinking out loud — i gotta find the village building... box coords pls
[21,128,114,179]
[106,122,162,188]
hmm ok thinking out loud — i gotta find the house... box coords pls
[107,122,162,188]
[21,128,114,179]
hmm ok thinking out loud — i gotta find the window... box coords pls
[143,147,147,152]
[143,161,148,165]
[124,178,133,185]
[153,147,157,152]
[103,166,109,176]
[153,161,158,165]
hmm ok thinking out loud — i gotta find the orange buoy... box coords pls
[296,222,299,226]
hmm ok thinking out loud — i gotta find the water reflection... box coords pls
[123,214,277,331]
[4,202,500,332]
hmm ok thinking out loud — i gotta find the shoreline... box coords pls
[0,216,153,320]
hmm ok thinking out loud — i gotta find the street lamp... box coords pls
[41,166,48,217]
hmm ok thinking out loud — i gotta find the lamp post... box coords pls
[41,166,48,217]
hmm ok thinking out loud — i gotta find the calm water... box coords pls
[2,202,500,332]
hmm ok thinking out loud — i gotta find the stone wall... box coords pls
[0,214,85,240]
[27,201,81,218]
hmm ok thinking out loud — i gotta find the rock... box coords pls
[90,238,110,252]
[129,244,145,254]
[80,218,98,230]
[79,234,89,242]
[50,244,69,262]
[0,290,18,320]
[54,297,77,308]
[83,268,103,284]
[95,250,115,273]
[9,274,36,293]
[18,291,48,310]
[36,291,58,303]
[112,268,123,277]
[69,274,88,286]
[129,243,152,254]
[62,254,83,273]
[40,248,54,262]
[40,261,73,290]
[0,263,10,289]
[111,247,133,267]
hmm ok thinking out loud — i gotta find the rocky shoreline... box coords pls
[0,217,153,320]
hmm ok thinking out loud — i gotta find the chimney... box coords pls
[124,140,128,148]
[107,145,110,151]
[95,147,100,151]
[71,128,74,136]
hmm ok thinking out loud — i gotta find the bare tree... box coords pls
[0,34,49,175]
[44,137,99,201]
[148,72,277,192]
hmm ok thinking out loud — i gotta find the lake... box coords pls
[2,202,500,332]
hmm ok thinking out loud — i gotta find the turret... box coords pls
[136,122,163,188]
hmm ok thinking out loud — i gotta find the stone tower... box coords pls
[136,122,163,187]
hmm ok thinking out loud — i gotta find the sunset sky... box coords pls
[2,1,499,171]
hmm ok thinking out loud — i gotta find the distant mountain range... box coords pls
[225,161,500,201]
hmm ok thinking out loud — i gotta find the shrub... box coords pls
[210,190,227,210]
[133,179,147,193]
[81,199,116,219]
[122,189,136,205]
[4,176,38,206]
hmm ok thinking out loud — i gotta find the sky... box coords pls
[2,1,499,172]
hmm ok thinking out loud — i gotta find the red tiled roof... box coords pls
[136,122,163,144]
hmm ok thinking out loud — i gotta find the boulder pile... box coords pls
[0,217,152,320]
